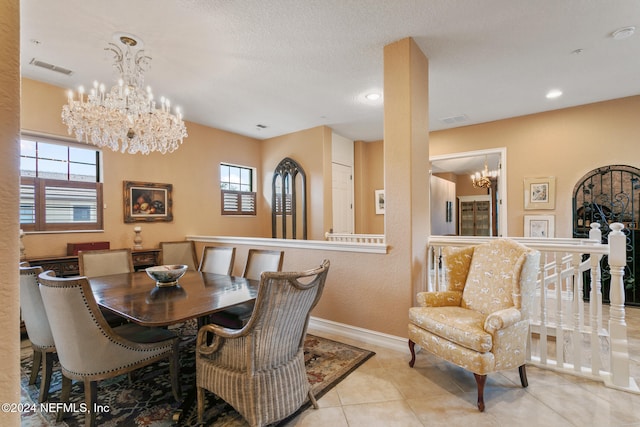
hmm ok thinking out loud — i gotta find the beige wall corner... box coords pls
[0,1,22,425]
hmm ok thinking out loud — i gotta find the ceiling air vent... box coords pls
[438,114,468,125]
[29,58,74,76]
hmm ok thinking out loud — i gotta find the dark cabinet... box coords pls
[26,249,161,277]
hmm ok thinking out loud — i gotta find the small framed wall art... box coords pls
[524,214,555,238]
[375,189,385,215]
[524,176,556,210]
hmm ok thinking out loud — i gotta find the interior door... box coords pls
[332,162,354,234]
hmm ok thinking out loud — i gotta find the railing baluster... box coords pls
[589,224,603,376]
[554,251,565,368]
[538,252,548,366]
[571,252,583,373]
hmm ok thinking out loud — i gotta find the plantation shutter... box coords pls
[221,190,256,215]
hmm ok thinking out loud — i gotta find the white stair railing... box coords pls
[426,223,638,393]
[324,232,385,244]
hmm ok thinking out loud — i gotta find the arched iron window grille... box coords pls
[573,164,640,305]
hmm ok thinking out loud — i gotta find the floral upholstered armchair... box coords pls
[408,239,540,411]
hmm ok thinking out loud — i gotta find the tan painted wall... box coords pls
[261,126,332,240]
[354,97,640,238]
[20,78,267,259]
[354,139,384,234]
[0,1,21,424]
[429,96,640,237]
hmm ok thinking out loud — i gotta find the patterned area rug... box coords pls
[20,323,374,426]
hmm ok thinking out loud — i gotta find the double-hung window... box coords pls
[20,135,103,232]
[220,163,256,215]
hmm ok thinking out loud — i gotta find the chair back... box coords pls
[19,264,55,350]
[247,260,329,370]
[160,241,198,270]
[78,248,134,277]
[37,271,130,377]
[242,249,284,281]
[461,239,539,316]
[199,246,236,275]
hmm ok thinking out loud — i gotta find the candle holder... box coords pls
[133,226,143,249]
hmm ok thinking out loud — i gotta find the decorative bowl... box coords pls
[146,264,188,287]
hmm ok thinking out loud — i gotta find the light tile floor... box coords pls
[287,306,640,427]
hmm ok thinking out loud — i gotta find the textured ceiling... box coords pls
[20,0,640,147]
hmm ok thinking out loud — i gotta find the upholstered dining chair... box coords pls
[196,260,330,427]
[78,248,134,277]
[198,246,236,275]
[78,248,134,326]
[408,239,540,412]
[208,248,284,328]
[37,270,181,427]
[160,240,198,271]
[19,263,56,402]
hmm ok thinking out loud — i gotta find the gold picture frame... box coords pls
[524,176,556,210]
[124,181,173,223]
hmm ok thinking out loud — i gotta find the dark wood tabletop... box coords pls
[89,270,259,327]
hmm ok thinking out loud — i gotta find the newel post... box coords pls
[607,222,630,388]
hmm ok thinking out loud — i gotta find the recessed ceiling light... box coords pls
[546,89,563,99]
[612,26,636,40]
[365,92,381,101]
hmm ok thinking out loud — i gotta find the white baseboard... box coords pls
[308,316,408,353]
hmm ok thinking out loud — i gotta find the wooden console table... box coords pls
[25,249,161,277]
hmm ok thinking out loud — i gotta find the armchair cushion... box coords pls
[409,306,492,352]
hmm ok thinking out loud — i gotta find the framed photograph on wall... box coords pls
[375,189,385,215]
[524,176,556,210]
[124,181,173,223]
[524,214,555,238]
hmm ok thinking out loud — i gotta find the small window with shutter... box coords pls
[220,163,257,215]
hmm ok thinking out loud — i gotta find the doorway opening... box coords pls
[430,148,507,237]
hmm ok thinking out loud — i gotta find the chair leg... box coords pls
[29,349,42,385]
[308,389,319,409]
[473,373,487,412]
[519,364,528,388]
[408,340,416,368]
[56,375,72,422]
[39,352,54,402]
[197,386,205,424]
[84,379,97,427]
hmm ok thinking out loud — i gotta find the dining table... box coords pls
[88,270,260,422]
[89,270,259,327]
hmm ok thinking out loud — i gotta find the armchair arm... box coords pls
[416,291,462,307]
[196,321,252,356]
[484,307,522,335]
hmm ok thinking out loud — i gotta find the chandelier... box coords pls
[62,35,187,155]
[470,157,498,189]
